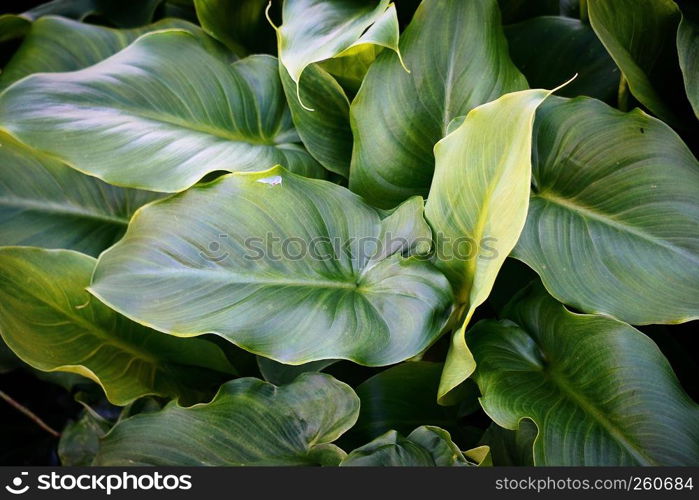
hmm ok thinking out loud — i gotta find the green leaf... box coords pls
[1,0,162,30]
[513,96,699,324]
[341,426,471,466]
[276,0,402,102]
[0,16,232,91]
[90,166,453,367]
[505,16,619,103]
[0,15,30,44]
[497,0,560,24]
[349,0,528,208]
[479,422,536,466]
[319,44,382,94]
[346,362,472,446]
[469,283,699,465]
[677,1,699,117]
[0,132,161,257]
[94,373,359,465]
[194,0,276,56]
[424,89,555,402]
[59,409,111,466]
[588,0,693,127]
[0,247,235,406]
[257,357,336,386]
[0,31,325,193]
[279,62,353,177]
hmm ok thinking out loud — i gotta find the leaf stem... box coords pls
[0,389,60,438]
[618,73,629,111]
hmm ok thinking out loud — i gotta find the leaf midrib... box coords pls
[535,190,699,264]
[545,366,657,465]
[0,197,128,226]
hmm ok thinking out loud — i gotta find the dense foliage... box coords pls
[0,0,697,466]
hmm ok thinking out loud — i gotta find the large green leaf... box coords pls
[274,0,403,175]
[497,0,560,24]
[424,89,555,402]
[276,0,400,101]
[194,0,276,55]
[0,16,231,91]
[90,166,453,366]
[59,408,111,466]
[0,31,325,193]
[0,0,162,36]
[0,247,235,406]
[279,62,353,177]
[0,132,161,257]
[346,362,471,446]
[677,1,699,118]
[349,0,528,208]
[257,357,336,386]
[513,96,699,324]
[505,16,619,103]
[588,0,693,127]
[341,426,473,466]
[94,373,359,465]
[469,283,699,465]
[478,422,536,466]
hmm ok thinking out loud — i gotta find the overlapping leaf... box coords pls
[347,362,472,446]
[469,284,699,465]
[0,247,235,406]
[677,0,699,117]
[0,132,161,257]
[349,0,528,208]
[0,16,231,90]
[588,0,694,127]
[341,426,477,466]
[90,167,453,366]
[194,0,276,55]
[505,16,618,102]
[276,0,401,97]
[95,373,359,466]
[513,96,699,324]
[425,89,555,402]
[0,31,325,193]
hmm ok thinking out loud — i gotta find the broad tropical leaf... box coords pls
[479,422,536,466]
[0,16,232,90]
[94,373,359,466]
[677,1,699,117]
[588,0,693,127]
[497,0,560,24]
[279,62,353,177]
[341,426,474,466]
[0,247,235,406]
[469,283,699,465]
[276,0,401,102]
[0,132,161,257]
[90,166,453,366]
[349,0,528,208]
[0,0,161,36]
[346,362,473,446]
[58,409,111,466]
[505,16,619,103]
[425,89,555,402]
[257,357,336,386]
[194,0,276,55]
[513,96,699,324]
[0,31,325,193]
